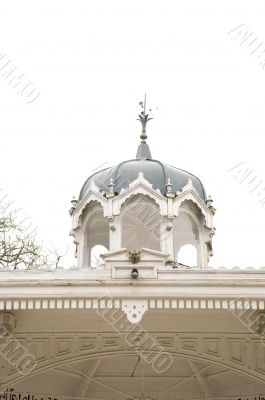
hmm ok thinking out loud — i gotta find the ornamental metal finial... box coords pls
[138,94,153,143]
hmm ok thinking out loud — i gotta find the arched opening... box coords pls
[177,244,197,267]
[121,194,160,251]
[90,244,108,268]
[173,201,202,267]
[81,202,109,268]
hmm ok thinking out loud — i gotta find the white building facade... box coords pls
[0,103,265,399]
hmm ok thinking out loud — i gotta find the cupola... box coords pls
[70,97,215,270]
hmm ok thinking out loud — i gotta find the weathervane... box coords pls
[138,94,153,143]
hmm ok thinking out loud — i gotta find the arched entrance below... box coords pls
[3,349,265,399]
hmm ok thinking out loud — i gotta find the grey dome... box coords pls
[79,158,207,201]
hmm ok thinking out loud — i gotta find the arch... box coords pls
[113,184,166,216]
[5,348,265,388]
[80,202,109,268]
[90,244,108,268]
[173,193,212,229]
[173,212,199,249]
[121,194,161,251]
[177,244,197,267]
[74,193,108,230]
[173,200,206,268]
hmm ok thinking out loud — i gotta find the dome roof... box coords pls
[79,98,207,202]
[79,158,207,201]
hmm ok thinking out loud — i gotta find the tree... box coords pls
[0,213,61,270]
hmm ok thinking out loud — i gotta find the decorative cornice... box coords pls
[0,268,265,314]
[0,297,264,311]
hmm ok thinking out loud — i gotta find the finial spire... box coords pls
[138,94,153,143]
[136,95,153,159]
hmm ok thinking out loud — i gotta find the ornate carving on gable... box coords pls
[178,179,199,196]
[112,173,167,216]
[128,250,141,264]
[128,171,153,189]
[72,193,108,230]
[101,247,167,278]
[173,187,213,229]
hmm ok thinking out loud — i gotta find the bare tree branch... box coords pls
[0,213,63,270]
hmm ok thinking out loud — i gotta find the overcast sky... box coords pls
[1,0,265,268]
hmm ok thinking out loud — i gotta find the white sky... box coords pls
[0,0,265,268]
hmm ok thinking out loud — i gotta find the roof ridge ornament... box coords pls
[136,94,153,159]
